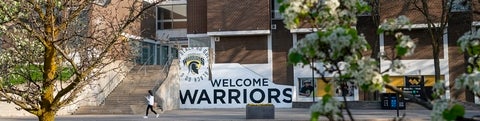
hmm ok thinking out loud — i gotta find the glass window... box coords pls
[189,37,210,47]
[157,6,172,20]
[172,5,187,19]
[157,4,187,30]
[160,46,169,65]
[452,0,471,12]
[271,0,283,19]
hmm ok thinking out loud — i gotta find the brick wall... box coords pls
[215,36,268,64]
[187,0,207,34]
[272,20,293,85]
[448,11,472,102]
[383,29,444,60]
[207,0,270,31]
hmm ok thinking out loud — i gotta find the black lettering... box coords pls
[211,79,222,87]
[236,79,243,87]
[180,90,198,104]
[213,89,226,104]
[222,79,229,87]
[243,89,247,103]
[244,79,252,86]
[202,71,211,80]
[229,79,235,87]
[228,89,241,103]
[253,78,261,86]
[250,88,265,103]
[203,49,208,54]
[262,78,269,86]
[282,88,292,103]
[197,89,211,104]
[268,88,281,103]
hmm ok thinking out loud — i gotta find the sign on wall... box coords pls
[178,47,293,108]
[296,78,357,101]
[179,47,210,82]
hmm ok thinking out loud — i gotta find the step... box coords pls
[131,65,164,71]
[104,99,145,103]
[74,64,168,115]
[74,106,133,115]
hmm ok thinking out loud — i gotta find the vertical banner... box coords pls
[178,47,293,108]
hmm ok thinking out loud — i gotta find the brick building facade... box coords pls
[170,0,480,103]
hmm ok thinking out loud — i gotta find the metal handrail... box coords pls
[96,45,164,105]
[161,56,173,74]
[97,61,134,105]
[152,56,173,93]
[137,53,155,76]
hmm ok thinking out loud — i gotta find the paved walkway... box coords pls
[1,108,480,121]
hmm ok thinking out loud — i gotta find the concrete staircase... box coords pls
[74,65,165,115]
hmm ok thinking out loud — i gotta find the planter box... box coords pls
[246,105,274,119]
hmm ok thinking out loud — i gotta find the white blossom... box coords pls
[391,59,406,73]
[395,32,416,56]
[281,0,317,29]
[454,73,480,95]
[325,0,339,15]
[431,99,449,121]
[379,15,411,32]
[348,57,385,91]
[280,0,369,29]
[310,97,342,120]
[432,80,446,98]
[458,28,480,53]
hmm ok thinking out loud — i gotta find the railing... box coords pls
[96,70,121,105]
[152,56,173,93]
[90,42,174,105]
[96,61,131,105]
[136,54,155,76]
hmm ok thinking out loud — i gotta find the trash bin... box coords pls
[380,93,405,110]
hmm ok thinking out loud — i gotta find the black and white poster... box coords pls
[179,47,293,108]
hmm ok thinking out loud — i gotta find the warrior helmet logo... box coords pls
[179,47,209,82]
[183,55,205,75]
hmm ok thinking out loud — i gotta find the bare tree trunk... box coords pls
[433,37,441,88]
[43,47,57,118]
[342,90,354,121]
[38,110,56,121]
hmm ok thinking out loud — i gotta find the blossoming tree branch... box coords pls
[279,0,479,120]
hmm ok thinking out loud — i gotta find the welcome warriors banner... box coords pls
[178,47,293,108]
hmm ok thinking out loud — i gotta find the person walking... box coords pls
[144,90,159,118]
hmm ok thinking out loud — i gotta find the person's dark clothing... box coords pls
[300,85,314,96]
[146,104,157,116]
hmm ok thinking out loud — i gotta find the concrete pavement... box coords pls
[1,108,480,121]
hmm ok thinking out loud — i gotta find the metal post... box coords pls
[312,63,315,103]
[396,93,399,117]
